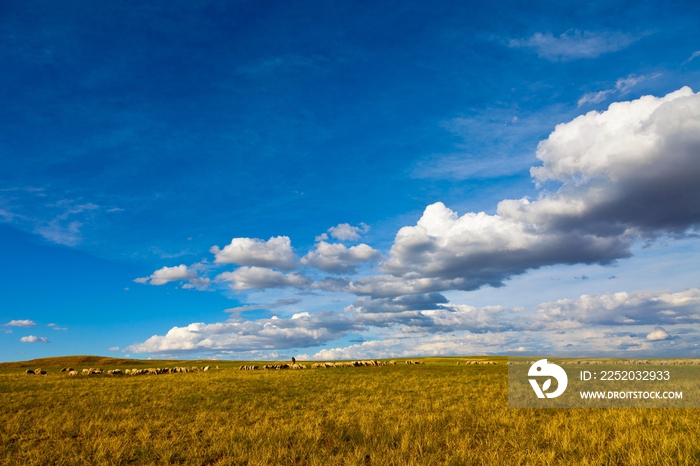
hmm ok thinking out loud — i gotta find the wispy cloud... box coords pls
[47,323,68,331]
[578,73,660,106]
[224,298,301,313]
[0,191,100,247]
[412,153,535,180]
[411,108,558,180]
[509,30,642,61]
[682,50,700,66]
[34,201,99,246]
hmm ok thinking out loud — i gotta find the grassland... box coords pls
[1,356,699,465]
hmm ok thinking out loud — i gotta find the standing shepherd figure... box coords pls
[292,357,296,365]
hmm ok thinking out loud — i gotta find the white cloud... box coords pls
[135,264,197,286]
[418,304,524,334]
[301,332,521,360]
[302,241,380,274]
[535,288,700,327]
[578,90,613,107]
[181,277,212,291]
[327,223,370,241]
[360,87,700,297]
[343,293,451,328]
[373,201,630,296]
[210,236,297,270]
[300,322,697,360]
[343,293,525,334]
[125,310,362,354]
[304,339,416,360]
[345,288,700,336]
[4,319,36,327]
[216,266,311,290]
[647,327,671,341]
[534,86,699,183]
[20,335,50,343]
[509,30,641,61]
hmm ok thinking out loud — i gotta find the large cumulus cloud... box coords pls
[367,87,700,297]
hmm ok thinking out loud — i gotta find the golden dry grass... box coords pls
[1,356,699,465]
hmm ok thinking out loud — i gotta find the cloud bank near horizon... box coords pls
[125,287,700,357]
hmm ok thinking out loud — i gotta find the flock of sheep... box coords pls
[239,360,426,370]
[122,366,214,375]
[456,361,498,365]
[24,365,217,376]
[23,359,700,376]
[23,360,431,375]
[19,358,444,376]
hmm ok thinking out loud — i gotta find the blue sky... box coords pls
[2,1,700,361]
